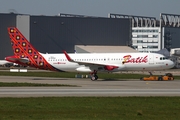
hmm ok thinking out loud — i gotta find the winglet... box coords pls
[63,51,74,62]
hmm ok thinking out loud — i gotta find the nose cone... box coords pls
[167,60,175,69]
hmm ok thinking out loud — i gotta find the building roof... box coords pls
[75,45,138,53]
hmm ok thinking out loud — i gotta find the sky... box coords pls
[0,0,180,19]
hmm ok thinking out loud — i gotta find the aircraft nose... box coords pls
[168,60,175,68]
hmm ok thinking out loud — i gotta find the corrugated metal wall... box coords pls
[30,16,131,53]
[0,14,16,59]
[16,15,30,41]
[0,14,131,59]
[163,27,180,49]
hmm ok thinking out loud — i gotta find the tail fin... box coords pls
[6,27,57,71]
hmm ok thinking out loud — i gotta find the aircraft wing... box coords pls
[63,51,119,71]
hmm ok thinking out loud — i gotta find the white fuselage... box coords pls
[42,52,174,72]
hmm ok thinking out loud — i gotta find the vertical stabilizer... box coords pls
[7,27,57,71]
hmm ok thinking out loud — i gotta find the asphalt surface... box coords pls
[0,76,180,97]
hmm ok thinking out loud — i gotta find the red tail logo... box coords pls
[7,27,57,71]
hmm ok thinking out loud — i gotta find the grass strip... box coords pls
[0,97,180,120]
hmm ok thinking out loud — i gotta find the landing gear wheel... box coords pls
[90,70,98,81]
[91,74,98,81]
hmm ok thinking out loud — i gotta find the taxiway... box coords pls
[0,76,180,97]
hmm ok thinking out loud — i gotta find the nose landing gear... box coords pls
[90,70,98,81]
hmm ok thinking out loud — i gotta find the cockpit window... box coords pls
[160,57,168,60]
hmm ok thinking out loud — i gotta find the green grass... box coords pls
[1,71,180,79]
[0,97,180,120]
[0,71,179,120]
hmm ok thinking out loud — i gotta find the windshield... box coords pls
[160,57,168,60]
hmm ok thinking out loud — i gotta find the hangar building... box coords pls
[0,13,131,59]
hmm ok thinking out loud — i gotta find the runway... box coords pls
[0,76,180,97]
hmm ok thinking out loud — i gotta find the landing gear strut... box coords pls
[90,70,98,81]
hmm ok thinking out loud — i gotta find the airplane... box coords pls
[5,27,174,80]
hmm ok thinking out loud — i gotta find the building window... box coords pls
[137,40,143,43]
[153,35,158,38]
[137,35,148,38]
[148,46,158,48]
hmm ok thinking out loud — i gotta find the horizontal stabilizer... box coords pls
[5,56,29,64]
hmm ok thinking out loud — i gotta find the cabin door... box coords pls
[149,54,154,65]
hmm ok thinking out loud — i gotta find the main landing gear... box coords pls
[90,70,98,81]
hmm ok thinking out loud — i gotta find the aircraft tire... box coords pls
[94,75,98,80]
[91,76,96,81]
[91,75,98,81]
